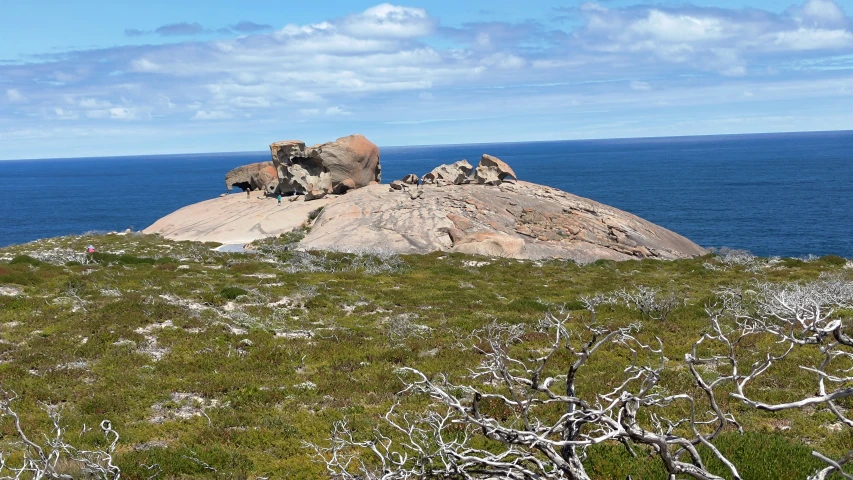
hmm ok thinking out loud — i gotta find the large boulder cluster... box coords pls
[226,134,381,200]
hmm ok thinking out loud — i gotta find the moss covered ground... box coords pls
[0,232,851,479]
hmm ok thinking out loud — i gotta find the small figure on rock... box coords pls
[277,194,282,206]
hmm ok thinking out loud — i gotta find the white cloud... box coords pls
[130,58,162,73]
[6,89,26,103]
[339,4,435,38]
[766,27,853,51]
[577,0,853,75]
[795,0,849,29]
[628,10,729,43]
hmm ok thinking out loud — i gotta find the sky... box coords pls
[1,0,852,160]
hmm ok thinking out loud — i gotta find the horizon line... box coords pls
[3,128,852,162]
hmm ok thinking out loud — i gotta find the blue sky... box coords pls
[1,0,852,159]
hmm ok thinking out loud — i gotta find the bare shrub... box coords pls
[616,285,680,321]
[384,314,432,343]
[0,388,121,479]
[689,273,853,480]
[308,312,740,480]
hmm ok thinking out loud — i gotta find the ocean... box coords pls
[1,130,851,258]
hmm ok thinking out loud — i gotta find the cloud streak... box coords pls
[125,20,273,37]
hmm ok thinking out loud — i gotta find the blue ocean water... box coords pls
[1,131,851,258]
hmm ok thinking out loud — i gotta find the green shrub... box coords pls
[9,255,44,266]
[307,207,324,221]
[818,254,847,266]
[701,431,824,479]
[0,269,41,286]
[220,286,249,300]
[563,299,586,311]
[91,252,156,265]
[781,258,806,268]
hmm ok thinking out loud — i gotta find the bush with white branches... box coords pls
[689,273,853,480]
[307,306,741,480]
[309,273,853,479]
[0,388,121,480]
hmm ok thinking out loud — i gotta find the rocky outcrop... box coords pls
[269,134,380,197]
[421,155,517,187]
[225,162,279,194]
[473,154,517,185]
[301,181,706,262]
[154,150,705,262]
[422,160,474,186]
[143,193,333,245]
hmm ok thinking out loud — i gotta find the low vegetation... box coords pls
[0,232,851,478]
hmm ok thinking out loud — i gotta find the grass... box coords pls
[0,232,851,479]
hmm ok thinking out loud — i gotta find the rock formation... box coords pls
[269,134,380,197]
[473,154,517,185]
[309,134,381,192]
[421,155,518,187]
[301,181,706,262]
[155,149,707,262]
[401,174,419,185]
[422,160,474,186]
[225,162,279,194]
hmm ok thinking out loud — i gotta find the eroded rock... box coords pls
[309,134,381,193]
[401,174,419,184]
[422,160,473,186]
[473,154,517,185]
[269,135,380,198]
[225,162,279,194]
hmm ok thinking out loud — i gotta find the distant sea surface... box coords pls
[1,130,851,258]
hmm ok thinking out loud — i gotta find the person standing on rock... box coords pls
[277,194,282,206]
[247,189,250,199]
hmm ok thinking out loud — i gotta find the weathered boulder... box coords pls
[225,162,279,194]
[422,160,473,185]
[390,180,404,190]
[269,140,328,197]
[401,174,419,184]
[269,134,380,197]
[308,134,381,193]
[280,161,333,196]
[300,181,707,262]
[473,154,517,185]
